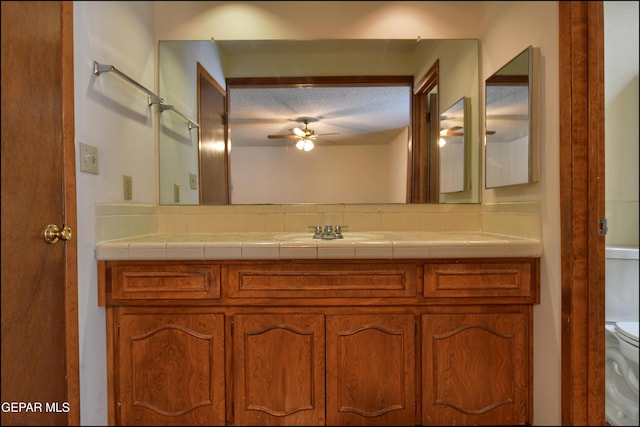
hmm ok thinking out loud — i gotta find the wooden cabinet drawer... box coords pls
[110,263,221,300]
[424,259,538,301]
[226,262,417,299]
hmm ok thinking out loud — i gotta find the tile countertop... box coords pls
[95,231,543,261]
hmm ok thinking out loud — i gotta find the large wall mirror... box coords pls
[158,39,480,205]
[485,46,540,188]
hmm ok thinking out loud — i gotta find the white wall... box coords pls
[388,127,410,202]
[73,2,157,424]
[480,3,560,425]
[74,2,562,425]
[230,141,402,204]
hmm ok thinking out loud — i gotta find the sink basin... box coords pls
[278,232,388,242]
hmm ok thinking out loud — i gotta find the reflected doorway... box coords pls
[197,62,229,205]
[412,60,439,203]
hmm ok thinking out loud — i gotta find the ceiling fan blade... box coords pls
[292,127,306,137]
[442,132,464,137]
[268,134,299,139]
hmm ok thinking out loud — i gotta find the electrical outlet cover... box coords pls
[123,175,133,200]
[173,184,180,203]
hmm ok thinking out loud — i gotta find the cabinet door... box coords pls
[233,313,325,426]
[326,314,417,426]
[422,311,530,425]
[116,310,225,426]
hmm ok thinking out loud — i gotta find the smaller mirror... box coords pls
[439,96,470,194]
[485,46,539,188]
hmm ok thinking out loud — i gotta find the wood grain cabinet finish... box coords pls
[233,313,326,425]
[326,314,416,426]
[114,308,225,426]
[98,257,539,426]
[422,309,531,426]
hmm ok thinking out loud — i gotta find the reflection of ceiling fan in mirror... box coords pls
[267,118,338,151]
[440,125,496,137]
[440,126,464,137]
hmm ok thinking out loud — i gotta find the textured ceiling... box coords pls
[228,85,412,147]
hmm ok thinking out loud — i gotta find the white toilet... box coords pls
[605,247,639,426]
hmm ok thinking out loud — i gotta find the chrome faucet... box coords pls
[309,225,348,240]
[334,225,348,239]
[321,225,334,240]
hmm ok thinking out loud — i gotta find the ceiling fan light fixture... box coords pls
[303,140,314,151]
[295,138,315,151]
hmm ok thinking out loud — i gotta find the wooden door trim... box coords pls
[559,1,605,425]
[197,62,229,204]
[411,60,439,203]
[62,2,80,424]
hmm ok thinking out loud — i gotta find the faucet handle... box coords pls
[308,225,322,239]
[334,225,348,238]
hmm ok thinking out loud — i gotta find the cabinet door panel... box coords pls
[117,311,225,426]
[326,314,416,426]
[233,313,325,426]
[422,311,529,425]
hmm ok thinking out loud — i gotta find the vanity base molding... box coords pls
[98,258,539,426]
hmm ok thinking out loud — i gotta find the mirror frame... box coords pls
[484,45,540,189]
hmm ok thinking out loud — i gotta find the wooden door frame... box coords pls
[559,1,606,425]
[62,2,81,422]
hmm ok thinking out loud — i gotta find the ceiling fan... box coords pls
[267,119,337,151]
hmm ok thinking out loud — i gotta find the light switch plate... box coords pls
[79,142,99,174]
[189,173,198,190]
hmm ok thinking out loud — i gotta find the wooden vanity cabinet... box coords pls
[420,259,538,426]
[99,261,226,425]
[98,257,538,426]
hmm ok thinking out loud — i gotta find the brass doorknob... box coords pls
[43,224,72,244]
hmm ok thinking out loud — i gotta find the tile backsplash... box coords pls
[96,202,541,242]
